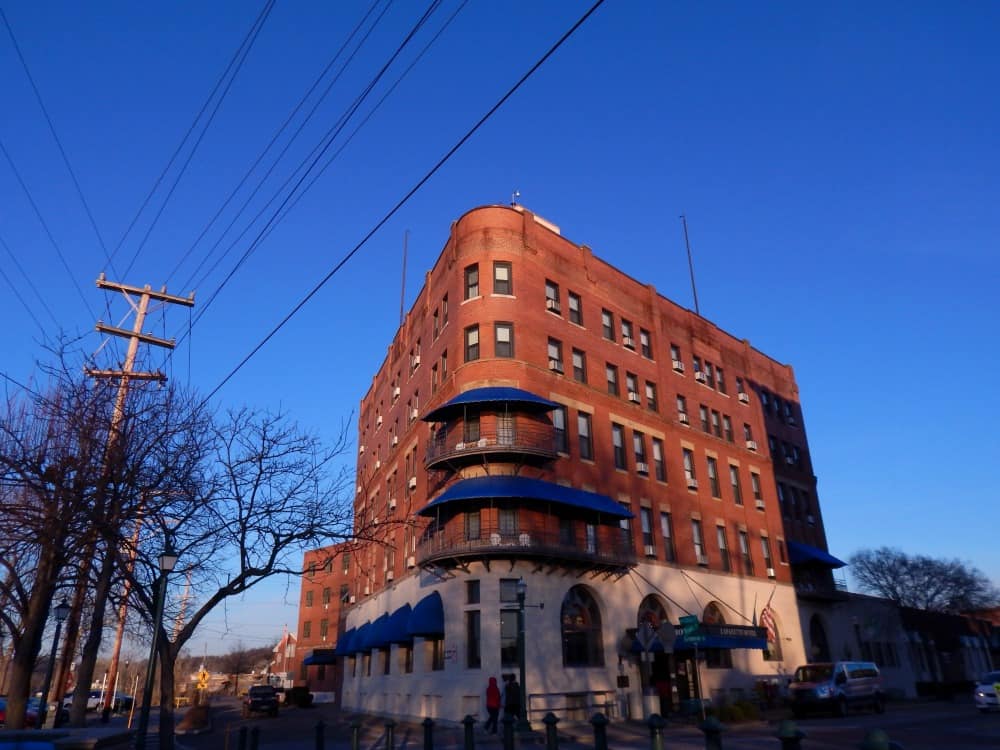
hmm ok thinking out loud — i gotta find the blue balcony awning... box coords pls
[422,387,559,422]
[333,628,356,656]
[408,591,445,637]
[386,604,414,644]
[363,613,392,650]
[417,475,633,519]
[302,649,337,666]
[787,540,847,568]
[351,621,371,653]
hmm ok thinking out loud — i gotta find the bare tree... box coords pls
[849,547,1000,613]
[218,642,272,696]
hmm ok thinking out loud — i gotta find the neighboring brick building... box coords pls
[323,204,851,722]
[294,544,352,702]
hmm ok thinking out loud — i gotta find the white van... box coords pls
[788,661,884,717]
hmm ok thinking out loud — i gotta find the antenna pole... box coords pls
[399,230,409,327]
[680,214,700,315]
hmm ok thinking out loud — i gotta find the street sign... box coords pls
[679,615,704,644]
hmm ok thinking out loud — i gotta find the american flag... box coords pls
[760,605,777,644]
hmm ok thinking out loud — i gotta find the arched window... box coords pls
[702,602,732,669]
[638,595,669,629]
[561,586,604,667]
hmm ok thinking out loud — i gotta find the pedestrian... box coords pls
[484,676,501,733]
[504,674,521,722]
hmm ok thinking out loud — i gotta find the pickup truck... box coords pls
[242,685,279,718]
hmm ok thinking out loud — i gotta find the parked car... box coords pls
[788,661,884,717]
[0,696,67,727]
[973,670,1000,712]
[62,688,105,711]
[242,685,280,718]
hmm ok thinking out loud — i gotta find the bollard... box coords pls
[858,729,904,750]
[351,717,362,750]
[502,714,515,750]
[543,712,559,750]
[386,719,397,750]
[315,719,325,750]
[237,725,248,750]
[423,717,435,750]
[590,712,609,750]
[699,715,725,750]
[647,713,666,750]
[463,714,476,750]
[249,726,260,750]
[775,719,806,750]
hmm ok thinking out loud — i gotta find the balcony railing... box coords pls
[424,423,559,469]
[793,569,849,600]
[416,522,636,571]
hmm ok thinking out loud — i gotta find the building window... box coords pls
[640,508,654,548]
[545,279,561,313]
[441,349,448,378]
[464,264,479,299]
[442,294,449,325]
[319,618,329,640]
[572,349,587,383]
[340,584,349,602]
[500,609,518,668]
[730,465,743,505]
[467,579,481,604]
[736,377,746,397]
[738,530,753,575]
[433,308,440,339]
[578,412,593,460]
[692,519,707,565]
[561,586,604,667]
[677,395,688,421]
[660,512,675,561]
[761,389,770,409]
[548,338,564,373]
[568,291,582,325]
[722,415,733,442]
[778,539,787,564]
[601,309,615,341]
[495,322,514,358]
[626,372,639,402]
[621,319,635,349]
[466,610,482,668]
[744,422,754,442]
[499,578,519,602]
[705,362,716,389]
[343,552,350,574]
[639,328,652,358]
[302,621,311,639]
[761,536,774,571]
[670,343,681,363]
[645,381,658,412]
[633,431,647,473]
[552,406,568,453]
[431,638,445,671]
[493,261,512,295]
[464,325,480,362]
[499,508,518,537]
[683,448,696,483]
[322,587,331,605]
[305,590,314,607]
[716,526,731,572]
[707,457,721,497]
[612,423,626,470]
[464,412,481,442]
[692,356,703,376]
[699,405,710,433]
[711,410,721,438]
[652,438,665,481]
[465,510,481,541]
[606,364,619,396]
[716,367,726,394]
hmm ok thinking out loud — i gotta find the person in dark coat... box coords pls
[484,676,501,733]
[503,675,521,721]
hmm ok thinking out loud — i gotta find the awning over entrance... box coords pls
[416,475,633,519]
[787,540,847,568]
[422,386,559,422]
[302,649,337,666]
[408,591,445,637]
[628,624,768,653]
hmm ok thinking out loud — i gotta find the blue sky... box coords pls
[2,1,998,656]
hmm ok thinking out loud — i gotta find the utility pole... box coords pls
[74,275,194,727]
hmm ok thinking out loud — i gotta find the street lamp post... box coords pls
[515,577,530,732]
[39,597,70,728]
[135,540,178,750]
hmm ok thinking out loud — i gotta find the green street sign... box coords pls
[679,615,704,643]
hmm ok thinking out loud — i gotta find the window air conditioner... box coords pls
[359,445,365,454]
[392,436,399,446]
[374,459,381,469]
[388,498,396,511]
[356,484,362,495]
[807,514,815,525]
[738,392,750,404]
[686,476,698,489]
[755,499,766,510]
[678,413,690,424]
[408,476,417,490]
[412,355,421,366]
[622,336,634,348]
[386,571,394,582]
[643,544,656,557]
[785,456,795,465]
[393,386,401,399]
[694,371,707,383]
[746,440,758,451]
[349,595,356,604]
[548,359,564,373]
[406,555,416,569]
[787,417,797,426]
[546,298,561,312]
[672,360,685,373]
[628,391,640,403]
[636,461,649,474]
[363,586,370,596]
[696,553,708,566]
[767,567,776,579]
[410,408,419,420]
[376,415,383,426]
[454,441,466,451]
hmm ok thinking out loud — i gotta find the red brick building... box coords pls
[316,204,848,721]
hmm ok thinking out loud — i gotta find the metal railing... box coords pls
[424,423,558,467]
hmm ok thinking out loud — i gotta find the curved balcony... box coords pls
[424,423,559,470]
[416,523,636,573]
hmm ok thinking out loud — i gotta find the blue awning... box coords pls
[408,591,445,637]
[787,540,847,568]
[416,475,633,519]
[422,387,559,422]
[674,632,767,650]
[351,621,372,653]
[302,649,337,666]
[334,628,356,656]
[363,613,392,650]
[386,604,413,644]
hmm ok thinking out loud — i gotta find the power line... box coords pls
[203,0,608,402]
[0,232,61,332]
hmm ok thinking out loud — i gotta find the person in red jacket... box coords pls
[484,676,501,734]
